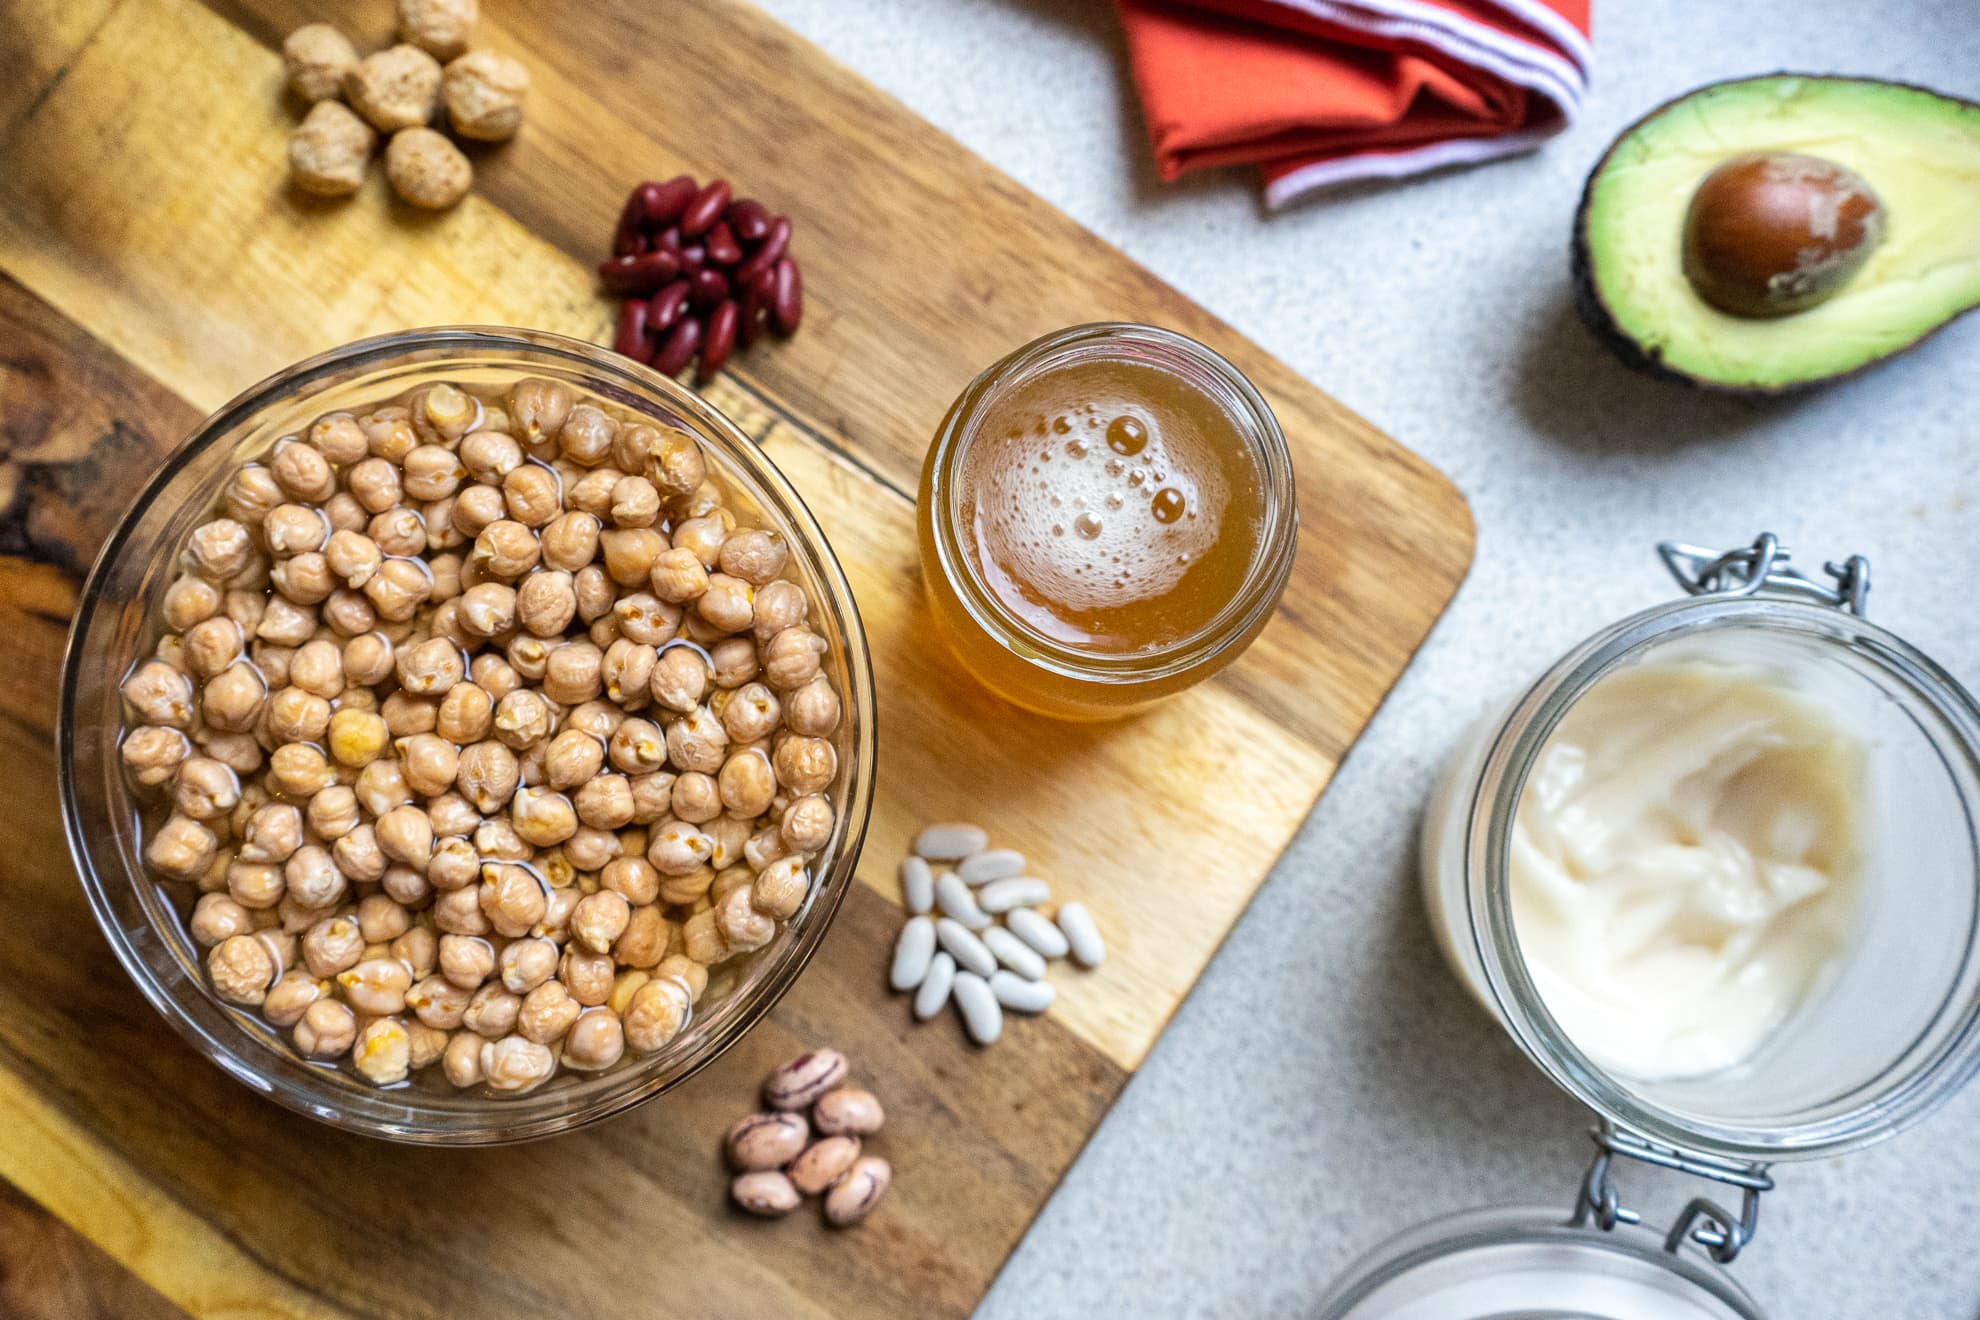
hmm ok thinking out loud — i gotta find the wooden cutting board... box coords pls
[0,0,1474,1315]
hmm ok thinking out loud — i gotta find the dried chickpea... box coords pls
[329,707,390,767]
[209,933,276,1006]
[398,0,478,60]
[294,998,358,1058]
[386,125,477,210]
[346,44,442,133]
[282,23,359,102]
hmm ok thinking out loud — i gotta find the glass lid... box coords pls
[1315,1206,1765,1320]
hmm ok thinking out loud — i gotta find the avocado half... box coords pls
[1573,74,1980,393]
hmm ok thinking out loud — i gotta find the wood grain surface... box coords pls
[0,0,1474,1315]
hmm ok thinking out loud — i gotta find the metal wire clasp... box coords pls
[1658,532,1870,616]
[1569,1125,1774,1264]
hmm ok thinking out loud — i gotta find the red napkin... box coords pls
[1117,0,1592,207]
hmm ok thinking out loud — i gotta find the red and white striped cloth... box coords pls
[1116,0,1593,208]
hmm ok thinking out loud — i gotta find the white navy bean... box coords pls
[935,917,997,978]
[914,952,955,1020]
[1005,906,1069,959]
[900,855,934,914]
[990,970,1055,1014]
[958,849,1024,885]
[890,915,936,992]
[913,822,988,860]
[983,925,1046,980]
[978,877,1050,914]
[1058,901,1105,968]
[952,971,1002,1045]
[934,870,991,930]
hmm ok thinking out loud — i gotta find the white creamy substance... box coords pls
[1511,660,1865,1079]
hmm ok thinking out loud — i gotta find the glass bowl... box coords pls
[57,327,876,1144]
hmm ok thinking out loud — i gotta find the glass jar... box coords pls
[58,327,876,1144]
[916,323,1298,720]
[1392,535,1980,1306]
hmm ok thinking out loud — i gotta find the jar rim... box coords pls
[1465,594,1980,1162]
[57,326,878,1143]
[923,322,1299,684]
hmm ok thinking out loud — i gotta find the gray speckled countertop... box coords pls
[751,1,1980,1314]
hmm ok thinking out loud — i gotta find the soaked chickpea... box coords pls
[647,546,707,605]
[435,884,493,937]
[190,892,256,947]
[329,707,390,767]
[613,591,681,646]
[718,749,777,818]
[543,641,603,705]
[263,971,326,1028]
[376,803,435,867]
[209,933,277,1005]
[751,580,808,642]
[324,590,379,638]
[669,772,721,825]
[666,705,728,774]
[538,511,600,573]
[774,735,837,797]
[752,855,809,920]
[650,645,710,715]
[184,518,256,582]
[622,975,691,1053]
[516,569,578,637]
[511,786,578,847]
[352,1016,412,1085]
[559,951,618,1008]
[502,465,563,528]
[436,681,492,744]
[294,998,358,1058]
[780,795,836,854]
[285,845,348,910]
[239,803,304,864]
[517,979,582,1044]
[163,574,223,631]
[463,983,522,1039]
[718,529,788,586]
[332,824,388,884]
[610,904,668,970]
[671,512,732,568]
[338,957,412,1016]
[364,557,432,622]
[439,932,498,989]
[562,1009,624,1070]
[392,925,440,979]
[643,427,706,502]
[648,820,714,877]
[342,631,396,686]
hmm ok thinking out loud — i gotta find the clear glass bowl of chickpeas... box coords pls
[59,327,875,1144]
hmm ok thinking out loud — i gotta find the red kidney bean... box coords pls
[737,279,769,348]
[641,175,697,227]
[732,216,791,289]
[647,280,692,334]
[612,190,647,257]
[705,222,742,266]
[697,300,739,384]
[771,258,802,335]
[597,250,683,296]
[653,316,702,377]
[652,225,683,254]
[613,298,653,363]
[679,179,732,237]
[678,244,707,275]
[690,267,730,308]
[727,198,771,244]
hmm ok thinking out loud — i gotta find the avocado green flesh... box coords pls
[1583,76,1980,390]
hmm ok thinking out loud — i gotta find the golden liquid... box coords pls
[919,355,1274,719]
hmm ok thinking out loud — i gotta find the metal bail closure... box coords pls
[1570,1124,1774,1265]
[1658,532,1871,616]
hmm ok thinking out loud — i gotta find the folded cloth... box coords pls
[1117,0,1592,208]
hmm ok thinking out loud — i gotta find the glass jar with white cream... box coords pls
[1333,534,1980,1318]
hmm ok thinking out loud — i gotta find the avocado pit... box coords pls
[1682,152,1884,318]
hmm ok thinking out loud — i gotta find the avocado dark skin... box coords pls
[1571,73,1980,395]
